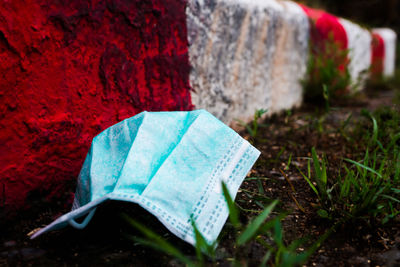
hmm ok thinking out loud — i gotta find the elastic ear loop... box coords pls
[68,208,97,229]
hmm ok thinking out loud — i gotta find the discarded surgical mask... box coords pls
[31,110,260,245]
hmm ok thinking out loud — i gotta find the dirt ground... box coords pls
[1,88,400,266]
[242,89,400,267]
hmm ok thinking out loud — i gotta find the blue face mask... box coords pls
[31,110,260,245]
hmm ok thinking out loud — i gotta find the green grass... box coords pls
[122,182,315,267]
[300,147,400,223]
[299,108,400,224]
[236,109,268,141]
[301,35,352,108]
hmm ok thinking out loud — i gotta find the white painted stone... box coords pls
[269,1,309,114]
[186,0,309,124]
[373,28,397,77]
[339,18,372,91]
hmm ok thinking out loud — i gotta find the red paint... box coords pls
[300,5,348,50]
[0,0,192,212]
[300,4,350,94]
[371,33,385,77]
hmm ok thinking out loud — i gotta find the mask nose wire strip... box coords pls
[68,208,97,229]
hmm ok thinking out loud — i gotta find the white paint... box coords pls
[186,0,309,124]
[280,0,306,16]
[186,0,396,124]
[269,0,309,113]
[339,18,372,91]
[224,0,284,11]
[373,28,397,77]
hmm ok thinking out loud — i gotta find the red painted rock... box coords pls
[299,5,348,50]
[299,4,351,95]
[372,28,397,77]
[0,0,192,211]
[371,33,385,78]
[300,4,372,92]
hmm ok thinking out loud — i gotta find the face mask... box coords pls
[31,110,260,245]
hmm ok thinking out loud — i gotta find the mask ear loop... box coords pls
[68,208,97,229]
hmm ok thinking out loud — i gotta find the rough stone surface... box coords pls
[372,28,397,77]
[371,32,385,77]
[0,0,192,211]
[300,5,348,49]
[339,18,371,90]
[300,5,372,91]
[269,1,309,114]
[187,0,309,124]
[300,4,349,79]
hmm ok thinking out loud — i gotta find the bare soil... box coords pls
[1,89,399,267]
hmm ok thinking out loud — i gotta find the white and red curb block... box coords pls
[187,0,309,124]
[339,19,372,89]
[371,28,397,78]
[188,1,397,124]
[297,4,372,91]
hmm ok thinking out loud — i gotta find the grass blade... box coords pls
[273,219,283,247]
[297,166,319,197]
[391,188,400,194]
[192,220,215,261]
[371,115,379,145]
[311,148,322,181]
[361,109,378,145]
[121,214,194,266]
[285,153,293,171]
[321,155,328,185]
[130,236,194,266]
[311,148,327,195]
[257,178,265,194]
[237,200,278,246]
[381,194,400,203]
[344,158,382,178]
[274,146,286,163]
[222,182,240,228]
[259,250,272,267]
